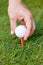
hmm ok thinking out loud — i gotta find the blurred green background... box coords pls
[0,0,43,65]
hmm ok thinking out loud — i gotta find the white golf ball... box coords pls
[15,25,26,38]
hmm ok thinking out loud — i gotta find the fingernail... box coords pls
[24,37,27,41]
[11,31,15,35]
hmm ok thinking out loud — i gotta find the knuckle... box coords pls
[29,13,33,18]
[27,11,33,18]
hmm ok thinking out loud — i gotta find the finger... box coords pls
[30,18,35,36]
[24,15,32,40]
[10,18,17,34]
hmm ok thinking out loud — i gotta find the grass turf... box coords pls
[0,0,43,65]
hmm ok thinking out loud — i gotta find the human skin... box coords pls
[8,0,35,40]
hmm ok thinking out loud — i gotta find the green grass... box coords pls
[0,0,43,65]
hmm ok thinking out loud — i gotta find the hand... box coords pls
[8,0,35,40]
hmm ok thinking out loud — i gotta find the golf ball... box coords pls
[15,25,26,38]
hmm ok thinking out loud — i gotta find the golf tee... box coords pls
[20,37,24,47]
